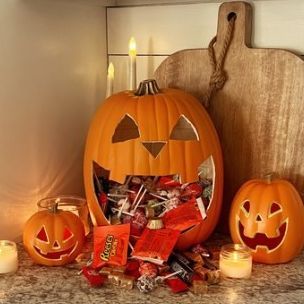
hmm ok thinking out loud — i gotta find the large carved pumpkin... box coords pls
[23,203,85,266]
[84,79,223,249]
[229,174,304,264]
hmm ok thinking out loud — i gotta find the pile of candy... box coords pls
[82,240,221,294]
[80,172,220,294]
[94,173,213,234]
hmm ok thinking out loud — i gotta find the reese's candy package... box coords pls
[92,223,130,269]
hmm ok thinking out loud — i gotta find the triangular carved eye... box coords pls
[269,202,282,217]
[63,227,73,241]
[36,226,49,243]
[170,115,199,140]
[112,114,140,143]
[241,200,250,216]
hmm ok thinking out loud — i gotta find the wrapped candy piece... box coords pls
[183,252,204,264]
[165,277,188,293]
[146,217,164,230]
[82,266,107,287]
[92,224,130,268]
[167,189,181,199]
[168,252,194,284]
[119,275,135,290]
[191,280,208,295]
[99,267,113,276]
[163,201,202,232]
[139,262,158,278]
[206,270,221,284]
[123,210,148,236]
[137,269,184,293]
[193,264,209,280]
[191,244,212,258]
[125,260,141,279]
[157,176,181,188]
[98,192,108,212]
[108,273,121,286]
[136,275,156,293]
[181,183,202,198]
[202,257,218,270]
[132,228,180,265]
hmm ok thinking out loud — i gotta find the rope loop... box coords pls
[203,14,236,108]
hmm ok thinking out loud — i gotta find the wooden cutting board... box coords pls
[155,1,304,218]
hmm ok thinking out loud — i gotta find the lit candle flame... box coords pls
[128,37,137,57]
[108,62,114,79]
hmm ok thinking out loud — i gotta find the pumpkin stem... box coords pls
[264,172,278,184]
[51,199,60,213]
[134,79,161,96]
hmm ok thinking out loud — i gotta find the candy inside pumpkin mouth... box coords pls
[238,221,287,251]
[92,157,215,225]
[34,243,77,260]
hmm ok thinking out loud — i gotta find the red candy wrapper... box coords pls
[92,223,130,269]
[162,201,202,232]
[125,260,141,279]
[166,277,188,293]
[132,228,180,265]
[82,266,107,287]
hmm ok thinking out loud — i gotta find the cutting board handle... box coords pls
[216,1,252,50]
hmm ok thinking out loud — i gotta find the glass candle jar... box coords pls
[0,240,18,274]
[38,196,90,236]
[219,244,252,279]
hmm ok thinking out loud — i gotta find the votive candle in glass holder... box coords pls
[37,196,90,236]
[219,244,252,279]
[0,240,18,274]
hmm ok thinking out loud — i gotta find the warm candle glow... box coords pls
[128,37,137,90]
[106,62,114,98]
[220,244,252,279]
[108,62,114,79]
[0,240,18,274]
[128,37,137,57]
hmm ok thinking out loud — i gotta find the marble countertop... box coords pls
[0,241,303,304]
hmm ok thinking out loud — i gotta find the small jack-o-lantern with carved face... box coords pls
[23,204,85,266]
[84,79,223,250]
[229,175,304,264]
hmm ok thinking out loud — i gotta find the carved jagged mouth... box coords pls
[239,221,287,252]
[34,243,77,260]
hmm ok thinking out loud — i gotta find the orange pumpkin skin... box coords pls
[84,81,223,250]
[23,208,85,266]
[229,177,304,264]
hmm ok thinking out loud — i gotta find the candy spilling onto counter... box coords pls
[80,173,220,294]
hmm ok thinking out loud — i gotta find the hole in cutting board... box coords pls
[227,12,237,21]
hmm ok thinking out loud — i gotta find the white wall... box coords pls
[0,0,108,240]
[107,0,304,91]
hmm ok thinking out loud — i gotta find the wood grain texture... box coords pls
[155,1,304,221]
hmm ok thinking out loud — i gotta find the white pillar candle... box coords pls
[105,62,114,98]
[128,37,137,90]
[0,240,18,274]
[219,244,252,279]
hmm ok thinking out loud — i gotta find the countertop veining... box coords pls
[0,241,303,304]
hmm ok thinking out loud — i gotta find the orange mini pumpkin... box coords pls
[23,203,85,266]
[84,79,223,250]
[229,174,304,264]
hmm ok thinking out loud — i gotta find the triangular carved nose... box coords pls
[256,214,263,222]
[142,141,166,158]
[53,241,60,249]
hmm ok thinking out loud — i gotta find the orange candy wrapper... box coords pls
[162,200,202,232]
[132,228,180,265]
[92,223,130,269]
